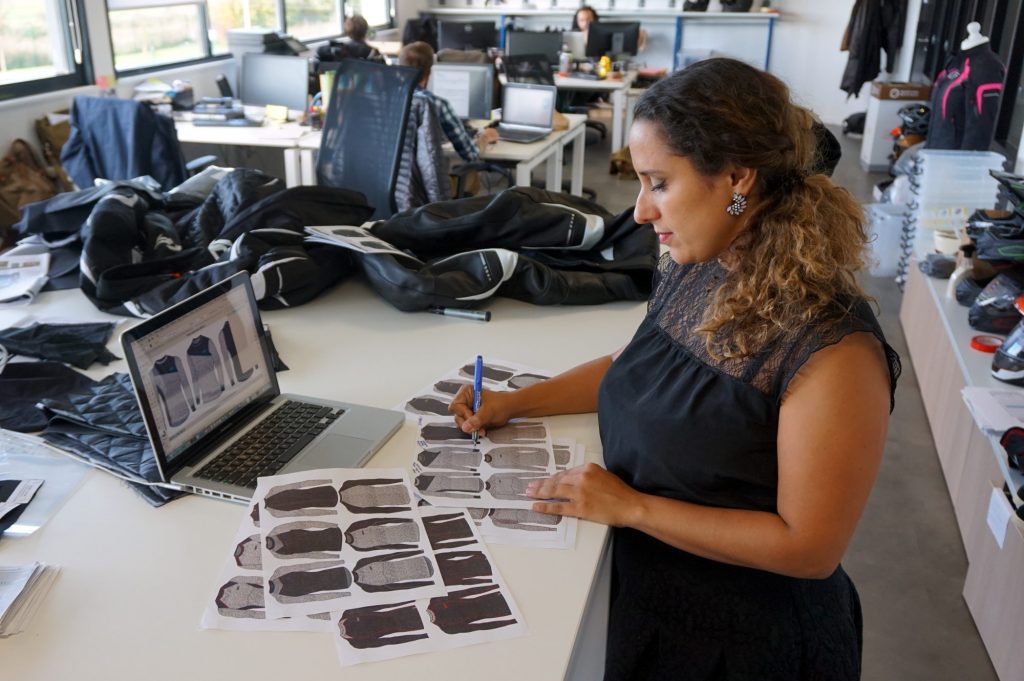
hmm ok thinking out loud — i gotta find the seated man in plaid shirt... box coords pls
[399,42,499,162]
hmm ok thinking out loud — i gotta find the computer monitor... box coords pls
[503,54,555,86]
[437,20,499,51]
[428,63,494,120]
[505,30,564,64]
[563,31,587,60]
[585,22,641,58]
[240,53,310,112]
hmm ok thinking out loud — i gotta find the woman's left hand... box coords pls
[526,463,644,528]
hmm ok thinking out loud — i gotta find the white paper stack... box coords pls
[0,562,60,637]
[0,252,50,306]
[961,386,1024,434]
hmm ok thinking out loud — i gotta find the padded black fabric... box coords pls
[0,362,97,433]
[0,322,118,369]
[39,373,181,506]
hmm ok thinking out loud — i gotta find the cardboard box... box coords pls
[869,81,932,101]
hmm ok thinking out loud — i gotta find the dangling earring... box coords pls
[726,192,747,217]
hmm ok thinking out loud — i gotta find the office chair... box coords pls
[502,54,599,202]
[61,96,216,191]
[317,59,420,220]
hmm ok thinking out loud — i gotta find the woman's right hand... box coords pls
[449,385,514,438]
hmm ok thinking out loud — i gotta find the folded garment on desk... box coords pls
[0,361,97,433]
[0,321,117,369]
[38,372,181,506]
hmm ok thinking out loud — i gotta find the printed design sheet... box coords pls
[200,499,331,632]
[418,440,582,550]
[469,439,582,549]
[403,359,557,510]
[254,469,446,619]
[304,225,422,264]
[333,507,527,666]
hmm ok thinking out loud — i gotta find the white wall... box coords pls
[766,0,929,125]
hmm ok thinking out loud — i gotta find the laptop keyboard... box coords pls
[195,400,345,489]
[498,127,546,143]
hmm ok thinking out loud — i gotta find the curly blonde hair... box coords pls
[633,58,869,360]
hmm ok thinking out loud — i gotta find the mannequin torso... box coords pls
[961,21,990,50]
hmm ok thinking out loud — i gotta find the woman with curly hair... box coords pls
[451,57,900,680]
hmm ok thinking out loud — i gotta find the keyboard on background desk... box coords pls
[192,118,263,128]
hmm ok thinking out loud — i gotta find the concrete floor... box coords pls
[560,117,999,680]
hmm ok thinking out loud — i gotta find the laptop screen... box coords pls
[502,84,556,128]
[122,274,276,475]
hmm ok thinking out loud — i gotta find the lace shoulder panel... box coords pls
[771,299,902,412]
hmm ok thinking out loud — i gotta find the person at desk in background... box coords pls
[398,42,498,163]
[337,14,383,62]
[451,58,900,681]
[571,5,599,41]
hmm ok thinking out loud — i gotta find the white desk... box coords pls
[0,281,646,681]
[478,113,587,196]
[297,113,588,197]
[175,119,313,188]
[555,73,635,154]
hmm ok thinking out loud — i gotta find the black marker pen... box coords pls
[427,306,491,322]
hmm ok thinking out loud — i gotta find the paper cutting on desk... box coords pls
[417,439,581,550]
[401,358,557,509]
[471,439,581,549]
[200,499,332,632]
[304,225,422,263]
[332,507,527,666]
[254,468,446,619]
[412,419,555,509]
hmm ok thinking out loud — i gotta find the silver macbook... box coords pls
[497,82,557,144]
[121,272,403,503]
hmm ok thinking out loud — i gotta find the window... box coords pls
[108,1,208,72]
[286,0,340,41]
[345,0,391,31]
[106,0,394,75]
[207,0,279,56]
[0,0,90,100]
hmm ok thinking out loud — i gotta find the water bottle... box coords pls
[558,45,571,76]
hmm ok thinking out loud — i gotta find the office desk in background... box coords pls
[175,118,313,187]
[555,72,636,154]
[297,113,588,197]
[0,280,646,681]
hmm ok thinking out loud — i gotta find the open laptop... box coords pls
[497,82,557,144]
[121,272,403,503]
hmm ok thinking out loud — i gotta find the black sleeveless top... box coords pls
[598,258,900,681]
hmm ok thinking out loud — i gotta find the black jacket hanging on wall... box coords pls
[925,44,1006,150]
[840,0,907,97]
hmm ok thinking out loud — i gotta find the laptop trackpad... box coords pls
[298,434,375,469]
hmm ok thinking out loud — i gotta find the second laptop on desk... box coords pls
[496,82,557,144]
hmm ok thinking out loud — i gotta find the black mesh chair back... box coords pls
[317,59,420,220]
[503,54,556,86]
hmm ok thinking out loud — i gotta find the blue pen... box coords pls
[472,355,483,446]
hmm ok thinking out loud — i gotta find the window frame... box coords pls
[108,0,395,76]
[0,0,93,102]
